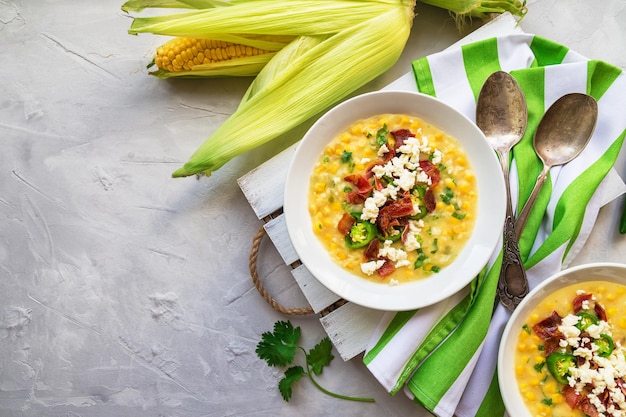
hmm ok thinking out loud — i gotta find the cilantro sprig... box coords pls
[255,321,375,403]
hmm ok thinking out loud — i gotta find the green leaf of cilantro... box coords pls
[376,124,389,146]
[340,150,352,164]
[255,320,374,403]
[255,320,300,367]
[307,337,334,375]
[279,366,305,401]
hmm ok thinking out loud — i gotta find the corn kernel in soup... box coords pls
[515,281,626,417]
[307,113,477,284]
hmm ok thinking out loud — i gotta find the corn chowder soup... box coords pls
[308,113,477,284]
[515,281,626,417]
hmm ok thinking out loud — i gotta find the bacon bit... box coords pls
[532,311,563,339]
[616,378,626,396]
[344,174,373,204]
[345,190,365,204]
[423,188,436,212]
[579,397,599,417]
[363,239,380,261]
[400,224,411,243]
[337,213,355,236]
[419,160,440,186]
[382,148,396,163]
[563,385,583,409]
[377,196,414,232]
[345,174,373,195]
[573,293,593,313]
[595,302,607,321]
[373,176,384,191]
[598,388,611,409]
[364,162,381,179]
[390,129,415,150]
[377,260,396,277]
[543,337,563,355]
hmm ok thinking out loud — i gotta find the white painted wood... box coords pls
[320,303,387,361]
[291,265,342,314]
[238,12,523,362]
[237,143,298,219]
[263,214,299,265]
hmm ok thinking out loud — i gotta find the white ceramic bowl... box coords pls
[283,90,506,311]
[498,262,626,416]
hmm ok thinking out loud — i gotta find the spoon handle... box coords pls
[497,152,529,311]
[515,165,550,240]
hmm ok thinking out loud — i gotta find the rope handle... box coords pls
[249,225,314,316]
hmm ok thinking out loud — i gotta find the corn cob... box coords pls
[148,35,294,78]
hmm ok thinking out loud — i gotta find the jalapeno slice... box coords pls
[595,334,615,357]
[576,311,599,331]
[546,353,576,384]
[408,186,428,220]
[345,218,377,249]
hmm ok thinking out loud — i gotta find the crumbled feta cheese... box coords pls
[562,314,581,327]
[378,144,389,156]
[431,149,443,164]
[361,190,388,221]
[416,169,431,185]
[378,240,408,264]
[396,169,416,191]
[382,184,399,200]
[559,316,582,339]
[360,260,385,276]
[389,279,399,287]
[361,199,379,222]
[371,164,386,178]
[587,321,610,339]
[403,220,423,252]
[398,137,421,160]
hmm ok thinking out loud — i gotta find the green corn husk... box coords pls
[238,35,325,105]
[127,0,404,38]
[421,0,527,20]
[171,4,414,177]
[122,0,226,12]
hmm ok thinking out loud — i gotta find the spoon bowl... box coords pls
[515,93,598,236]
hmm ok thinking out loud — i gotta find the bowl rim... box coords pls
[283,89,506,311]
[498,261,626,416]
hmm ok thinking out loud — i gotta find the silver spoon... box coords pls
[515,93,598,238]
[476,71,529,311]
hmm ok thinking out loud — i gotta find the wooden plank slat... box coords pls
[263,214,299,265]
[237,143,297,220]
[291,265,342,314]
[320,304,386,362]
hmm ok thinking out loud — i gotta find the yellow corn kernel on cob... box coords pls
[154,38,272,72]
[148,34,294,78]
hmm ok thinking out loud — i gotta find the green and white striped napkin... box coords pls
[363,33,626,417]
